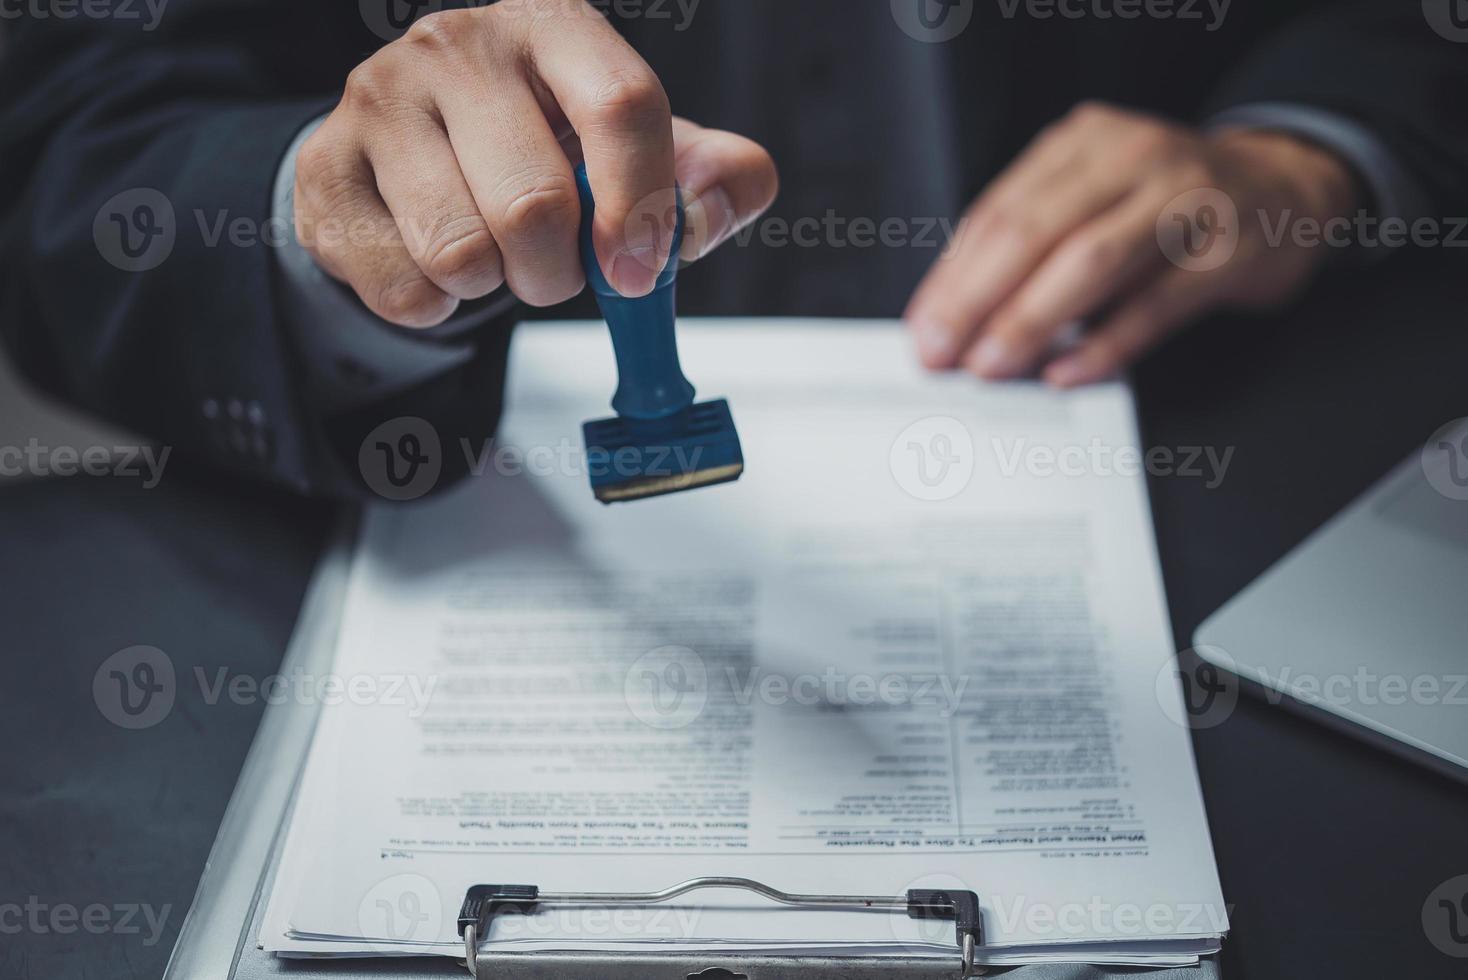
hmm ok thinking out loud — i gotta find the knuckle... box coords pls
[403,8,475,50]
[1125,124,1173,158]
[983,200,1042,247]
[303,172,365,225]
[587,67,671,130]
[296,226,341,274]
[374,274,454,326]
[422,219,500,285]
[496,173,579,246]
[343,58,394,108]
[295,147,365,222]
[1131,122,1192,166]
[294,129,341,184]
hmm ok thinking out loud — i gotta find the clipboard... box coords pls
[161,513,1223,980]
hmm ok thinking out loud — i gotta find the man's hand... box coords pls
[295,3,777,327]
[904,101,1359,386]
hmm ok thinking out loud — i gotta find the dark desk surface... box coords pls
[2,250,1467,980]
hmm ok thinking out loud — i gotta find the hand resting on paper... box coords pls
[903,102,1360,387]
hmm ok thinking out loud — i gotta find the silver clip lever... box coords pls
[457,876,982,978]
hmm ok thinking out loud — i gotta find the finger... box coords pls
[670,117,779,263]
[903,141,1134,370]
[1042,269,1222,387]
[528,16,676,297]
[436,73,583,308]
[958,186,1173,378]
[295,131,458,328]
[364,111,504,301]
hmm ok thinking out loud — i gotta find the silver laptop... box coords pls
[1194,417,1468,783]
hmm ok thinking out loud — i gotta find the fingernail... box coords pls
[908,316,959,368]
[683,186,735,260]
[611,245,660,297]
[968,335,1015,377]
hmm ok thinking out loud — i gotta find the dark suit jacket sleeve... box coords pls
[1207,1,1468,219]
[0,4,519,500]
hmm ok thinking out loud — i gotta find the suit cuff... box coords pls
[271,115,519,414]
[1208,101,1430,226]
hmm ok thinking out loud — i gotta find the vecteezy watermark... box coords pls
[895,876,1231,946]
[1157,189,1468,270]
[622,646,972,732]
[91,189,454,272]
[889,418,1236,502]
[359,0,701,42]
[359,0,443,40]
[357,874,443,943]
[359,417,444,502]
[1422,418,1468,502]
[990,436,1235,488]
[357,418,711,502]
[1423,0,1468,43]
[93,646,439,730]
[0,897,172,946]
[0,439,170,487]
[897,873,978,946]
[194,666,438,717]
[725,666,970,718]
[734,211,965,253]
[1156,187,1239,271]
[1256,210,1468,251]
[484,902,704,943]
[898,0,1232,41]
[102,185,801,276]
[891,0,975,43]
[624,646,709,730]
[1252,665,1468,711]
[1424,874,1468,958]
[987,894,1231,939]
[540,0,702,30]
[93,188,176,272]
[1156,647,1239,730]
[994,0,1230,31]
[1156,645,1468,729]
[93,645,176,731]
[890,416,976,502]
[615,194,968,276]
[0,0,170,31]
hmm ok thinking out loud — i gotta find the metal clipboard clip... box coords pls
[457,877,984,980]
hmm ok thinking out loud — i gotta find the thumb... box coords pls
[669,117,780,264]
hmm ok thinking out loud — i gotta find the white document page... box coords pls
[260,320,1228,967]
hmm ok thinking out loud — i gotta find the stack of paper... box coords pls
[260,320,1228,968]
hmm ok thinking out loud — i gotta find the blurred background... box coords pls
[0,351,134,483]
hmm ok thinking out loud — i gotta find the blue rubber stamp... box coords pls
[575,164,744,504]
